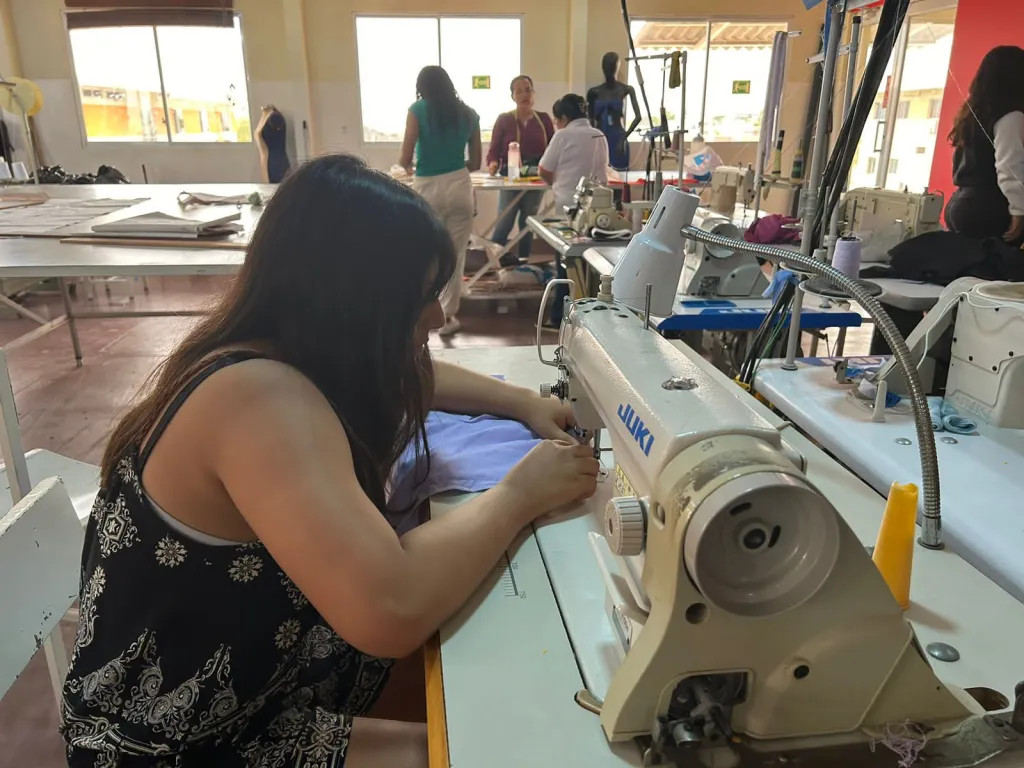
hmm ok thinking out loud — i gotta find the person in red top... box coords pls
[486,75,555,264]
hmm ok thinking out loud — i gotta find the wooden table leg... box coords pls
[424,633,449,768]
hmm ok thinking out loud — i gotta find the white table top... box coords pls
[754,358,1024,603]
[432,344,1024,767]
[0,183,276,202]
[0,236,243,278]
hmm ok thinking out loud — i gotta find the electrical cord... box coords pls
[810,0,911,248]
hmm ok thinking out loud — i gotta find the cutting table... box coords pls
[425,344,1024,768]
[754,357,1024,604]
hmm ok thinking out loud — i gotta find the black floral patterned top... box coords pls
[60,352,393,767]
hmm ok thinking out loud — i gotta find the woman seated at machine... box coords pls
[538,94,611,329]
[539,94,610,215]
[945,45,1024,245]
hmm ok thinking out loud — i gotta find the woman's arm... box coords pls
[432,359,576,440]
[625,86,642,139]
[467,121,482,172]
[539,133,560,186]
[208,361,597,659]
[399,110,419,175]
[994,111,1024,240]
[486,115,506,175]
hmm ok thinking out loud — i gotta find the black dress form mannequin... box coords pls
[256,105,291,183]
[587,52,641,171]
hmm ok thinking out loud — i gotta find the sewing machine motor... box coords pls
[540,267,1024,766]
[680,209,769,299]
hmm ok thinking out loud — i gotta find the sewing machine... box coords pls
[534,278,1024,766]
[680,208,769,299]
[875,278,1024,429]
[571,177,633,236]
[843,187,944,261]
[708,165,755,215]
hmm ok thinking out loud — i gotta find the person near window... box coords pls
[538,94,610,329]
[59,154,599,768]
[945,45,1024,246]
[400,65,482,337]
[486,75,555,265]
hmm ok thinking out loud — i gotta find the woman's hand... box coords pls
[500,440,600,521]
[488,161,500,176]
[1005,215,1024,243]
[516,395,579,441]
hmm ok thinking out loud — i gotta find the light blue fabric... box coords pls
[927,396,978,434]
[763,268,799,302]
[385,411,541,532]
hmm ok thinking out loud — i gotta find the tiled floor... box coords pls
[0,276,873,766]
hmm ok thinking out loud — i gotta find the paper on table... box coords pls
[0,197,147,235]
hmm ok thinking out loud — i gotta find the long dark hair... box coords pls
[416,65,475,134]
[553,93,588,122]
[949,45,1024,148]
[100,154,455,508]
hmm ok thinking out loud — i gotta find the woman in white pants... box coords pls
[400,66,482,336]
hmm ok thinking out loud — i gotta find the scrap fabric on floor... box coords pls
[386,411,540,532]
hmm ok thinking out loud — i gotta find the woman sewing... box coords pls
[60,155,599,768]
[486,75,555,265]
[945,45,1024,245]
[399,65,482,337]
[539,94,610,329]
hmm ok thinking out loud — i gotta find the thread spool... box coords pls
[872,482,918,610]
[832,235,862,278]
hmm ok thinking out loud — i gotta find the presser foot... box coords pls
[637,711,1024,767]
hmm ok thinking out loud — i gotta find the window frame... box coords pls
[623,15,793,145]
[352,12,525,147]
[62,9,255,147]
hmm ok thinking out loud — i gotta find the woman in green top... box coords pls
[400,66,482,337]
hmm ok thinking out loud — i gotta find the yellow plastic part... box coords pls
[872,482,919,610]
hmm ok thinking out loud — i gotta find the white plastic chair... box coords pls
[0,347,90,705]
[0,475,83,703]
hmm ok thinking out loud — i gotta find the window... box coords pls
[67,17,251,143]
[625,19,789,143]
[895,101,910,119]
[867,156,877,174]
[356,16,522,143]
[928,98,942,119]
[888,158,899,174]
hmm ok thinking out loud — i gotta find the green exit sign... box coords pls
[472,75,491,90]
[732,80,752,95]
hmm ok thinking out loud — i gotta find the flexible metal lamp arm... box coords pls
[682,225,942,550]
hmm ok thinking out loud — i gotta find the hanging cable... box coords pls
[809,0,911,248]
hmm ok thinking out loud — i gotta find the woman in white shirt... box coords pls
[946,45,1024,246]
[538,95,610,329]
[539,94,610,214]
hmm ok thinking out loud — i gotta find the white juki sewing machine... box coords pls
[537,278,1024,766]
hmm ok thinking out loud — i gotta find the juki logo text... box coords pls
[617,403,655,456]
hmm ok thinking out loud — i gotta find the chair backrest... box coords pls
[0,476,84,699]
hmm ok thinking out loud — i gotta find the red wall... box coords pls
[928,0,1024,221]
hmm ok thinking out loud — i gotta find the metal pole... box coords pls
[826,14,863,262]
[782,3,844,371]
[875,19,909,189]
[677,52,687,175]
[698,20,711,138]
